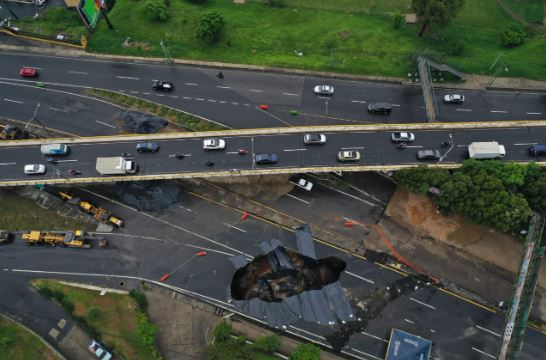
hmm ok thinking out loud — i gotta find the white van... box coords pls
[40,143,69,156]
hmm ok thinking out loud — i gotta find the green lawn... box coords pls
[0,316,60,360]
[34,280,157,360]
[502,0,545,23]
[0,190,94,231]
[13,7,86,39]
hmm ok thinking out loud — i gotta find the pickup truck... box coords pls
[96,157,138,175]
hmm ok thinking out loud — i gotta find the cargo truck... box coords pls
[96,156,138,175]
[468,141,506,160]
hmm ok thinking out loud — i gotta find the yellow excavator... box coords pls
[22,230,92,248]
[59,192,123,227]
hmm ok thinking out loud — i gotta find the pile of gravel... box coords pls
[117,181,181,210]
[118,110,168,134]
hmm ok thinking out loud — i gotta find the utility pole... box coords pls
[100,7,114,30]
[160,39,173,64]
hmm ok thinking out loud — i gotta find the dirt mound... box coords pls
[208,174,293,201]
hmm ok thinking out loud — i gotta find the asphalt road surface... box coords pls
[0,51,544,129]
[1,184,544,360]
[1,127,545,183]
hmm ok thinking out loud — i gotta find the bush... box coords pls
[137,313,158,346]
[290,343,320,360]
[501,22,527,48]
[0,335,12,348]
[129,289,148,311]
[393,12,404,29]
[75,315,100,339]
[448,39,468,56]
[252,335,280,354]
[61,299,74,313]
[212,321,232,342]
[51,290,65,302]
[38,286,53,298]
[88,307,102,321]
[265,0,285,7]
[196,11,225,43]
[141,0,170,22]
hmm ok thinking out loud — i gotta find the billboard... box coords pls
[77,0,102,30]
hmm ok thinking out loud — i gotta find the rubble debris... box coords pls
[117,181,181,210]
[118,110,168,134]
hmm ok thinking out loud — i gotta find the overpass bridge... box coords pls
[1,121,546,187]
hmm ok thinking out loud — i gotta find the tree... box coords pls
[395,166,450,194]
[393,12,405,29]
[411,0,465,36]
[289,343,320,360]
[501,22,527,48]
[213,321,231,342]
[522,163,546,212]
[196,11,225,43]
[141,0,170,22]
[252,335,280,354]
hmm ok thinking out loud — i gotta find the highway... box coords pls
[0,51,544,129]
[1,124,546,185]
[1,183,544,360]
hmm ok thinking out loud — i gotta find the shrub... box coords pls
[88,307,102,321]
[196,11,225,43]
[141,0,170,22]
[75,315,100,339]
[266,0,285,7]
[0,335,12,348]
[393,12,404,29]
[129,289,148,311]
[38,286,53,298]
[213,321,231,342]
[252,335,280,354]
[501,22,527,48]
[137,312,158,346]
[51,290,65,302]
[61,299,74,313]
[448,39,467,56]
[290,343,320,360]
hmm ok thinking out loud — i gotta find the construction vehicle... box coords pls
[22,230,92,248]
[0,124,28,140]
[59,192,123,227]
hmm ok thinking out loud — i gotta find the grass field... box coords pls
[502,0,545,23]
[13,7,86,39]
[34,280,157,360]
[0,190,94,231]
[0,316,59,360]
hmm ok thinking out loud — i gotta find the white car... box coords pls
[24,164,46,175]
[295,178,314,191]
[443,94,465,104]
[337,150,361,162]
[88,340,113,360]
[303,133,327,145]
[202,138,226,150]
[391,132,415,143]
[313,85,334,96]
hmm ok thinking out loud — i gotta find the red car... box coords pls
[19,67,38,78]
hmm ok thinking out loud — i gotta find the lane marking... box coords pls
[116,75,139,80]
[289,326,326,340]
[391,104,400,107]
[404,318,415,324]
[526,112,542,115]
[51,159,78,163]
[351,100,367,104]
[196,98,205,101]
[182,96,192,100]
[170,95,178,99]
[410,297,436,310]
[341,146,365,150]
[184,82,197,86]
[217,86,231,89]
[0,162,16,166]
[223,223,247,233]
[360,331,387,343]
[68,71,88,75]
[231,102,239,105]
[476,325,502,338]
[3,98,23,104]
[490,110,508,113]
[177,205,193,212]
[283,148,307,152]
[95,120,116,129]
[471,347,496,359]
[184,243,235,256]
[456,108,472,112]
[249,89,264,93]
[244,104,251,106]
[130,91,139,94]
[346,271,375,284]
[514,142,537,146]
[349,348,382,360]
[142,92,151,95]
[24,66,43,69]
[156,94,164,97]
[286,193,311,205]
[219,101,227,104]
[282,92,298,96]
[208,99,217,103]
[49,107,69,113]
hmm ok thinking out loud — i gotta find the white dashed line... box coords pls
[249,89,264,93]
[95,121,116,129]
[349,348,382,360]
[130,91,139,94]
[471,347,496,359]
[231,102,239,105]
[170,95,178,99]
[3,98,23,104]
[456,108,472,112]
[217,86,231,89]
[351,100,367,104]
[0,162,16,166]
[391,104,400,107]
[286,194,311,205]
[68,71,88,75]
[283,148,307,152]
[244,104,250,106]
[118,89,126,92]
[526,112,542,115]
[346,271,375,284]
[410,297,436,310]
[223,223,247,233]
[475,325,501,338]
[282,92,299,96]
[177,205,192,212]
[184,82,197,86]
[360,331,387,342]
[404,318,415,324]
[514,142,537,146]
[208,99,217,103]
[196,98,205,101]
[219,101,227,104]
[49,107,68,113]
[156,94,164,97]
[24,66,43,70]
[183,96,192,100]
[341,146,365,150]
[142,92,151,95]
[116,76,139,80]
[490,110,508,113]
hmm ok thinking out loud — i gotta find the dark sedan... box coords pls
[417,150,441,160]
[255,153,278,165]
[136,141,160,153]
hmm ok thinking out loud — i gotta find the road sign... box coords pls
[77,0,101,30]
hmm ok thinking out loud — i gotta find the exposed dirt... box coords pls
[207,174,293,201]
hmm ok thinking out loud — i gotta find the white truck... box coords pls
[468,141,506,160]
[96,157,138,175]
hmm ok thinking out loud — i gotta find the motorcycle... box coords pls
[67,168,81,176]
[216,72,224,79]
[205,160,215,167]
[396,142,407,150]
[174,152,185,160]
[238,148,248,155]
[441,141,450,148]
